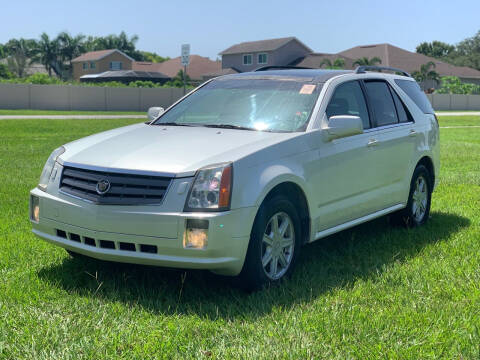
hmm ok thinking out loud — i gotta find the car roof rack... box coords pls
[254,65,313,72]
[355,65,411,77]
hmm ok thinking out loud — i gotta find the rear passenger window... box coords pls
[326,81,370,129]
[364,81,398,127]
[395,79,434,114]
[390,87,413,123]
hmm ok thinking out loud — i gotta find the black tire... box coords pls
[390,164,432,227]
[239,195,302,291]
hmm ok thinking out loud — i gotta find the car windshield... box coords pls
[153,78,322,132]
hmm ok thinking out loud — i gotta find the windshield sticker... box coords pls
[299,84,316,94]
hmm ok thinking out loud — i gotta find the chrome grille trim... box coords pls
[59,166,173,205]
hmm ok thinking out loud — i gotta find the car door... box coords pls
[310,80,384,233]
[362,79,417,209]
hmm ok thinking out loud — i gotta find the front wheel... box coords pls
[239,195,301,291]
[391,164,432,227]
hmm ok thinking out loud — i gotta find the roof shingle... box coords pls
[338,43,480,79]
[72,49,133,63]
[219,37,312,55]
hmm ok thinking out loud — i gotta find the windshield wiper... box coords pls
[153,122,197,127]
[203,124,257,131]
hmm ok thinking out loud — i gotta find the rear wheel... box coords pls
[391,164,432,227]
[239,195,301,291]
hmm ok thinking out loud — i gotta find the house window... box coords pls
[243,54,252,65]
[82,62,88,70]
[110,61,122,70]
[90,62,96,69]
[258,53,268,64]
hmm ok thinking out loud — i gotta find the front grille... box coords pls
[57,228,158,254]
[59,166,172,205]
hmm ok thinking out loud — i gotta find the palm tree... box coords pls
[91,31,141,59]
[57,32,85,78]
[33,33,60,77]
[353,57,382,66]
[319,58,345,69]
[5,38,36,77]
[411,61,440,90]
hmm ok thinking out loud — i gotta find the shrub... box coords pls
[0,64,14,79]
[436,76,480,94]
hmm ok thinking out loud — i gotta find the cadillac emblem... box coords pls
[96,179,111,195]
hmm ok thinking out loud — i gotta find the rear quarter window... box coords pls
[394,79,434,114]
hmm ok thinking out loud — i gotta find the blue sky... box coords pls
[1,0,479,59]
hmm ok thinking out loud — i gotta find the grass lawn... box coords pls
[0,109,145,116]
[0,117,479,359]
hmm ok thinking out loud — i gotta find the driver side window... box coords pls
[326,81,371,130]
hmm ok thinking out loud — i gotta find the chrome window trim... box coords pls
[363,121,414,133]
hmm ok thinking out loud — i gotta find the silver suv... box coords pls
[30,66,439,290]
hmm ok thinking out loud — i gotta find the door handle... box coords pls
[409,129,417,137]
[367,138,379,147]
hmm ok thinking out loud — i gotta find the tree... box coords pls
[415,30,480,71]
[141,51,169,63]
[57,32,86,78]
[411,61,440,90]
[32,33,60,77]
[0,43,5,59]
[416,41,455,58]
[353,57,382,66]
[453,30,480,71]
[4,38,37,77]
[165,69,191,88]
[84,31,144,60]
[319,58,345,69]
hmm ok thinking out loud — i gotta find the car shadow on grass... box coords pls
[37,211,469,319]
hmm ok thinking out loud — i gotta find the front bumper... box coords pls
[30,185,257,276]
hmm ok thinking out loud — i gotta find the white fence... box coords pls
[1,83,480,112]
[0,83,185,111]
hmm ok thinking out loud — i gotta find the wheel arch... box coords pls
[256,179,311,245]
[416,155,435,189]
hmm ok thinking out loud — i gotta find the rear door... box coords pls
[362,79,417,208]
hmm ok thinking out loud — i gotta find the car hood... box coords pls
[60,123,298,176]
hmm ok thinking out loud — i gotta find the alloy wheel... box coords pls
[412,175,428,222]
[261,211,295,280]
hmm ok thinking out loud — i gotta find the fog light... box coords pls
[183,219,209,249]
[30,195,40,222]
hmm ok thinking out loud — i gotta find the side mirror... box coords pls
[325,115,363,140]
[147,107,165,121]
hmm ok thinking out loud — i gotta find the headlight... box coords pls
[38,146,65,191]
[184,163,232,211]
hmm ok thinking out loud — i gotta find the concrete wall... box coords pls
[1,83,480,111]
[0,83,184,111]
[428,93,480,110]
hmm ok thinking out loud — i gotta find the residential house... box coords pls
[291,53,356,70]
[72,49,134,81]
[146,55,222,83]
[338,43,480,87]
[219,37,312,72]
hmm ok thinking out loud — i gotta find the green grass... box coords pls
[0,109,145,116]
[0,117,479,359]
[438,115,480,127]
